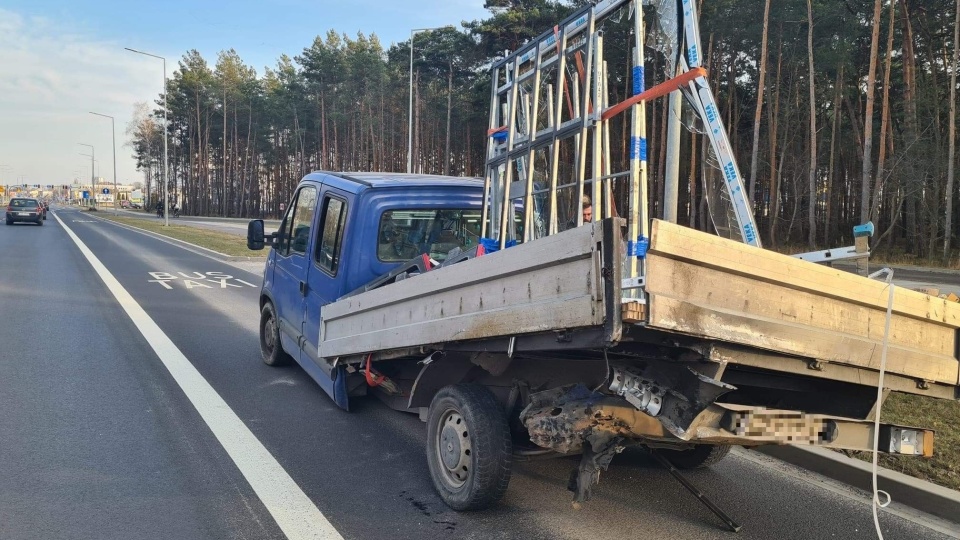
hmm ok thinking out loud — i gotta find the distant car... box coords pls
[5,198,43,226]
[130,202,143,209]
[40,200,49,219]
[120,200,131,209]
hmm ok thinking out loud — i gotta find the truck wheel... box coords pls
[259,302,292,366]
[659,444,732,469]
[426,384,512,511]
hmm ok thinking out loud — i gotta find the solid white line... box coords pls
[54,213,343,540]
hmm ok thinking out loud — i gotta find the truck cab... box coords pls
[247,172,485,409]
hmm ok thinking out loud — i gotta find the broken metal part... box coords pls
[608,366,664,416]
[609,364,736,440]
[568,433,625,509]
[648,449,742,533]
[520,384,667,454]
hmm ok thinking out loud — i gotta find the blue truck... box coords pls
[246,170,956,523]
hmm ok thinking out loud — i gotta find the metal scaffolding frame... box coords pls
[482,0,762,301]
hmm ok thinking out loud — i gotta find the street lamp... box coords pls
[408,26,453,174]
[125,47,168,226]
[90,112,118,212]
[78,143,95,208]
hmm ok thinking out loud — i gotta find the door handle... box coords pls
[299,281,308,295]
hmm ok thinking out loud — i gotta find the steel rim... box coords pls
[263,313,277,354]
[435,408,472,489]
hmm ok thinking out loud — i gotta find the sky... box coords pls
[0,0,490,188]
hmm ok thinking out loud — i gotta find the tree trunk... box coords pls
[901,0,920,253]
[860,0,883,223]
[806,0,817,248]
[414,69,421,174]
[825,66,843,246]
[444,61,453,176]
[871,0,897,224]
[767,30,783,246]
[945,0,960,260]
[748,0,772,205]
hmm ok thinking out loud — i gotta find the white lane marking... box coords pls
[55,213,343,540]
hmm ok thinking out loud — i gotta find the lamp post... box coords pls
[408,26,453,174]
[90,112,118,212]
[125,47,168,226]
[78,144,95,208]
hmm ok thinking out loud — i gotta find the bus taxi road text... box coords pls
[148,271,258,290]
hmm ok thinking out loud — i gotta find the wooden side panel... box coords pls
[647,220,960,327]
[645,220,960,385]
[320,222,604,358]
[648,296,958,384]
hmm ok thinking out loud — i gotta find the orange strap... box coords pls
[600,67,707,121]
[364,354,386,387]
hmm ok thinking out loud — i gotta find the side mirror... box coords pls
[247,219,265,250]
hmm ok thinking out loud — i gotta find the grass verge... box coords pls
[847,392,960,492]
[95,213,266,258]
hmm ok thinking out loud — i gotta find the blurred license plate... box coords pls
[18,212,30,216]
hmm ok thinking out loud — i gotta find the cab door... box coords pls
[272,184,319,357]
[301,189,351,408]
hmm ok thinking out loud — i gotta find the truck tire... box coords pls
[426,384,512,511]
[259,302,292,366]
[660,444,732,469]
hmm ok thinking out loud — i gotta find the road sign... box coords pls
[82,191,90,199]
[102,188,110,194]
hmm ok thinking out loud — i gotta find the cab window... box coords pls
[279,186,318,256]
[315,196,347,274]
[377,209,482,262]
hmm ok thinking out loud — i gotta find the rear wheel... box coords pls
[426,384,512,511]
[259,302,292,366]
[4,219,11,225]
[659,444,731,469]
[37,219,43,226]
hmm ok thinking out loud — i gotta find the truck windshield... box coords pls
[378,209,482,262]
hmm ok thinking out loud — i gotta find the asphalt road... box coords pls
[1,206,956,540]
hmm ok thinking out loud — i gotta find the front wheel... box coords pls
[259,302,292,366]
[426,384,512,511]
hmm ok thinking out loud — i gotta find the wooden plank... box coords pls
[648,220,960,327]
[645,257,955,358]
[647,296,958,385]
[705,344,958,401]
